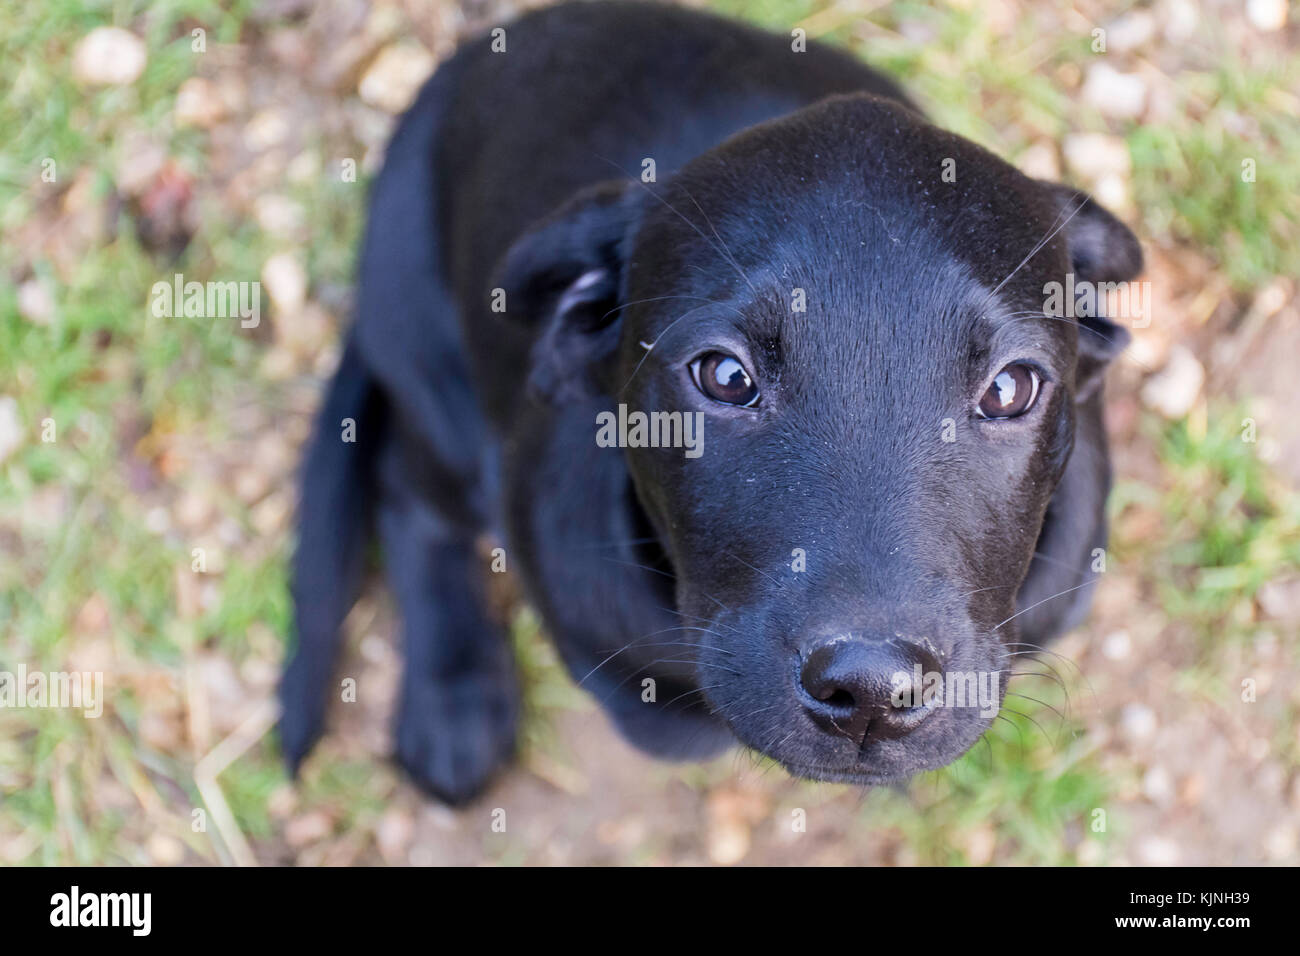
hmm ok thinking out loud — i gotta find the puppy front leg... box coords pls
[376,452,518,805]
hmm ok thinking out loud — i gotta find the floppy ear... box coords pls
[492,180,645,403]
[1014,186,1141,641]
[1041,183,1144,400]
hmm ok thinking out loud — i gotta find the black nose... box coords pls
[798,637,941,743]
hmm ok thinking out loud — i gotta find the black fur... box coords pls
[279,1,1142,802]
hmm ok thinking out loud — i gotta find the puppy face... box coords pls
[499,95,1140,783]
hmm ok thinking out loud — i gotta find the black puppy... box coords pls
[280,1,1142,802]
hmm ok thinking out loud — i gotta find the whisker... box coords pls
[1005,654,1073,695]
[1003,641,1087,679]
[1000,706,1055,749]
[578,628,728,688]
[593,154,758,297]
[619,302,719,392]
[598,293,737,324]
[660,606,742,636]
[995,713,1027,758]
[728,702,777,724]
[986,198,1083,299]
[570,536,663,550]
[999,312,1154,375]
[1008,668,1070,694]
[721,550,789,592]
[994,579,1098,630]
[662,682,725,709]
[1003,691,1067,725]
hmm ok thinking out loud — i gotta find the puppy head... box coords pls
[495,94,1142,784]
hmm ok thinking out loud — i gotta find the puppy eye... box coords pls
[977,364,1040,419]
[691,352,759,407]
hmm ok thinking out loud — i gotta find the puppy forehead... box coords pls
[630,211,1067,368]
[635,94,1071,306]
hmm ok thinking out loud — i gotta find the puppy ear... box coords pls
[492,180,645,403]
[1041,184,1143,399]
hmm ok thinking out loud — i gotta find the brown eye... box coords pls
[978,364,1040,419]
[691,352,759,407]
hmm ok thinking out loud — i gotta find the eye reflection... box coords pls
[992,370,1018,405]
[978,363,1040,419]
[691,352,760,406]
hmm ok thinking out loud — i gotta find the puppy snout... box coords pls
[798,637,941,743]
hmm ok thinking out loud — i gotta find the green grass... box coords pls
[1128,409,1300,640]
[714,0,1300,290]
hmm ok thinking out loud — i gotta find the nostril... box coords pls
[799,643,859,712]
[798,636,941,742]
[817,687,855,711]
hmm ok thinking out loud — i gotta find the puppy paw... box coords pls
[394,669,519,805]
[277,654,327,775]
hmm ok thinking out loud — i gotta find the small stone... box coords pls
[233,466,272,505]
[0,397,22,465]
[147,834,185,865]
[72,27,147,87]
[173,488,215,531]
[359,43,434,114]
[1120,702,1157,742]
[174,76,227,129]
[251,492,291,537]
[1161,0,1199,41]
[261,252,308,315]
[273,301,332,359]
[260,345,298,381]
[113,133,168,197]
[244,109,290,152]
[1141,765,1175,807]
[139,712,182,750]
[1063,132,1131,183]
[706,788,763,865]
[74,594,111,635]
[1076,839,1103,865]
[1141,345,1204,419]
[254,194,305,239]
[1017,141,1059,181]
[144,506,170,535]
[1247,0,1288,32]
[285,810,334,847]
[1092,174,1130,215]
[1264,824,1296,861]
[1257,576,1300,623]
[1251,278,1290,319]
[17,280,55,325]
[1082,63,1147,120]
[375,808,415,865]
[286,150,321,184]
[1136,835,1180,866]
[707,818,750,865]
[1105,11,1156,52]
[1101,629,1131,661]
[267,785,298,820]
[963,824,997,865]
